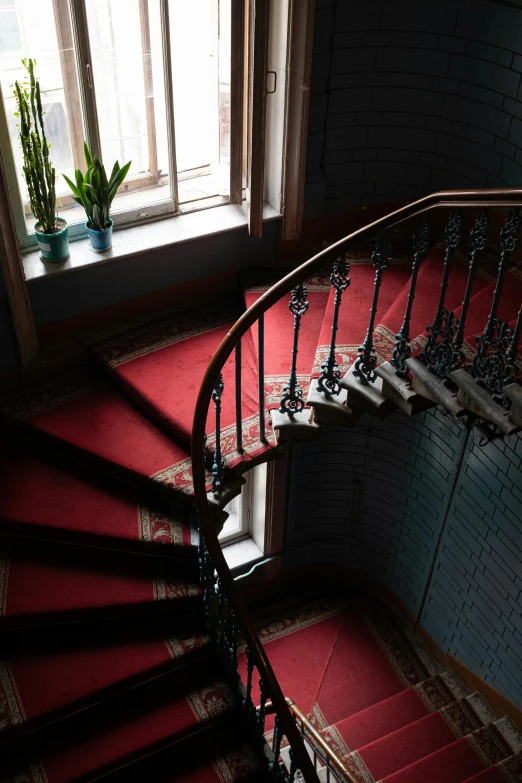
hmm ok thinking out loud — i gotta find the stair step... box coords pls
[0,541,201,632]
[0,444,198,557]
[379,722,515,783]
[341,362,397,418]
[341,697,485,783]
[307,378,362,427]
[92,298,275,469]
[449,369,519,435]
[0,616,210,748]
[1,370,203,503]
[374,361,433,416]
[1,652,237,783]
[406,357,466,417]
[320,671,461,754]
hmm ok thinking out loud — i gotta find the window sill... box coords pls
[222,537,264,572]
[22,202,281,283]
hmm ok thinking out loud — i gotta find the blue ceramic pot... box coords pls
[35,218,69,261]
[86,219,113,251]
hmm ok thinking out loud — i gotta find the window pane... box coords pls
[0,0,78,212]
[85,0,171,209]
[170,0,231,204]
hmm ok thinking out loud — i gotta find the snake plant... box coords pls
[13,59,57,234]
[63,144,131,231]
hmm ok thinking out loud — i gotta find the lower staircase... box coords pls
[0,189,522,781]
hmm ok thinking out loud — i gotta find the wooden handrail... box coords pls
[191,188,522,782]
[265,697,355,782]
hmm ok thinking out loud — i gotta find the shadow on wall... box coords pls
[287,407,522,709]
[306,0,522,216]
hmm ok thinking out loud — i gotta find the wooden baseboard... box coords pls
[239,563,522,733]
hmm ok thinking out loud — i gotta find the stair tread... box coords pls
[311,256,410,380]
[0,542,201,628]
[1,369,203,500]
[379,724,514,783]
[0,444,198,554]
[93,298,275,468]
[320,672,458,754]
[342,698,484,782]
[0,615,210,737]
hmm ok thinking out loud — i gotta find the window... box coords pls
[0,0,244,249]
[219,462,267,549]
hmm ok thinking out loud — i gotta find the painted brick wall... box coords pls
[306,0,522,216]
[287,409,522,708]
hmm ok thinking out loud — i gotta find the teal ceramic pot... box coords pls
[35,218,69,262]
[86,219,113,252]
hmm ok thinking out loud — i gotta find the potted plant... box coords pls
[13,58,69,262]
[63,144,131,252]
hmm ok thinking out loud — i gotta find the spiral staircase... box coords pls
[0,190,522,782]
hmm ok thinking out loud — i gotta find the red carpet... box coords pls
[94,301,275,468]
[0,445,197,551]
[2,372,204,498]
[311,258,411,378]
[381,726,514,783]
[27,661,237,783]
[0,546,199,624]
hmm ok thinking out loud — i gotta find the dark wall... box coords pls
[306,0,522,215]
[287,410,522,709]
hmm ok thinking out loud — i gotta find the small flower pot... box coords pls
[86,219,113,252]
[35,218,69,262]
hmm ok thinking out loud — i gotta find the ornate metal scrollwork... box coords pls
[391,219,430,377]
[317,256,350,396]
[449,209,489,377]
[420,210,462,379]
[504,304,522,391]
[353,238,391,384]
[211,372,225,492]
[472,208,521,403]
[279,284,309,414]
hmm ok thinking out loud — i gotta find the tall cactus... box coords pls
[13,58,57,234]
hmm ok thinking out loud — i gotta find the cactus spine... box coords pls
[14,58,57,234]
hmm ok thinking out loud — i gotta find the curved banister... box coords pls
[191,188,522,782]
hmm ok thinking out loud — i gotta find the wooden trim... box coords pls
[230,0,246,204]
[52,0,85,172]
[281,0,315,241]
[0,150,38,366]
[247,0,269,237]
[159,0,179,211]
[69,0,102,160]
[139,0,159,182]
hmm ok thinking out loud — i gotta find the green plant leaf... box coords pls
[84,141,92,168]
[63,173,80,199]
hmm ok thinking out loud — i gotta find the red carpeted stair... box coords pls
[1,235,521,782]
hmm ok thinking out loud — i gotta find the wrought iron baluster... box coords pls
[504,303,522,392]
[354,239,391,384]
[258,678,267,734]
[211,372,225,492]
[243,646,255,714]
[288,748,297,783]
[420,210,462,377]
[450,209,489,374]
[198,535,212,628]
[391,220,430,377]
[235,341,243,454]
[317,257,350,396]
[271,716,283,771]
[258,315,266,442]
[279,284,309,414]
[228,609,238,674]
[217,578,226,650]
[472,209,521,402]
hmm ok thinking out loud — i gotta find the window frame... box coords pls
[0,0,249,250]
[219,470,254,546]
